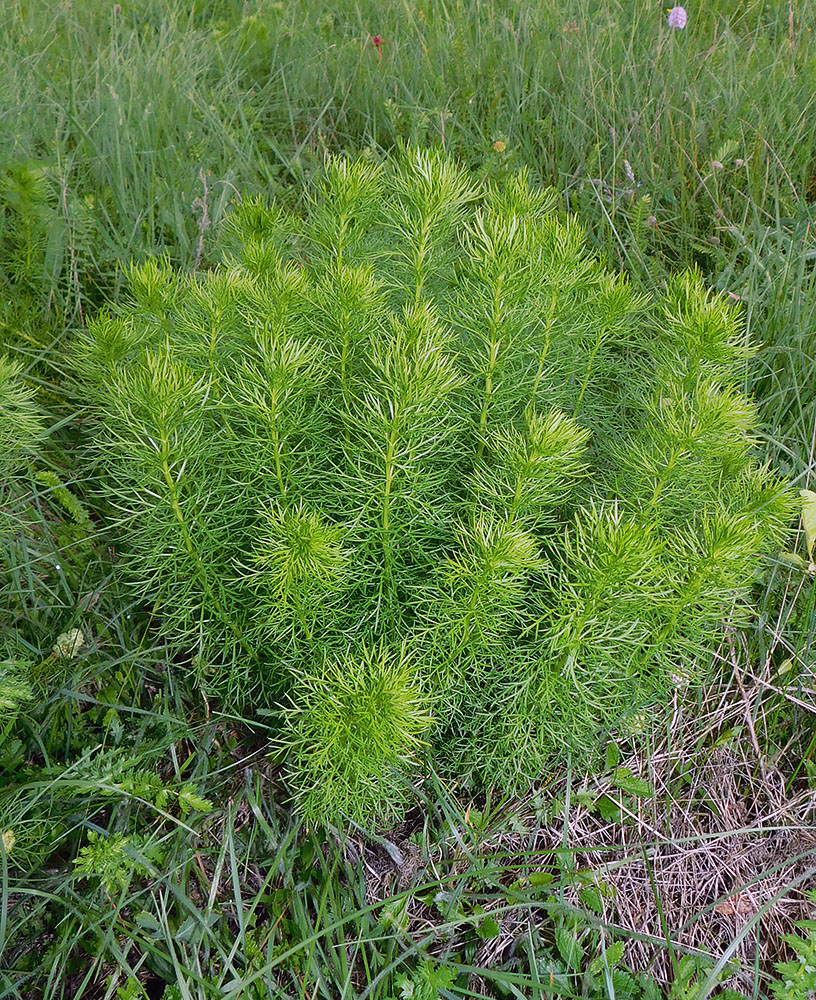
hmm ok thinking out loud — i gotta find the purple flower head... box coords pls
[667,5,687,29]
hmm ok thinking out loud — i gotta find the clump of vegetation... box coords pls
[0,354,42,478]
[0,160,95,352]
[1,355,94,634]
[74,150,795,824]
[770,893,816,1000]
[0,355,42,634]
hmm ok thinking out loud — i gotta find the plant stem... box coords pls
[381,415,399,593]
[477,273,506,458]
[159,433,252,654]
[413,217,432,305]
[161,456,193,556]
[643,450,681,516]
[573,326,606,417]
[528,296,556,413]
[268,389,287,498]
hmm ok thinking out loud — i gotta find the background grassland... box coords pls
[2,0,815,469]
[1,1,815,998]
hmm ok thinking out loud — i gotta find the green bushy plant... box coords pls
[0,355,93,629]
[0,354,42,478]
[0,354,43,642]
[0,161,76,351]
[0,354,97,786]
[769,893,816,1000]
[74,150,795,824]
[0,161,59,349]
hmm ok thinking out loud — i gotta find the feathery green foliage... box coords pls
[0,355,42,478]
[0,2,813,994]
[770,893,816,1000]
[282,643,433,825]
[0,356,44,636]
[73,150,796,823]
[0,356,95,641]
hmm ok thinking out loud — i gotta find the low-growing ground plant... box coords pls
[0,354,42,480]
[1,355,42,720]
[74,150,796,824]
[1,354,94,642]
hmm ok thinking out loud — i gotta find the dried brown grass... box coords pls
[354,625,816,990]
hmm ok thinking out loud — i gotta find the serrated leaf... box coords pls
[477,915,501,939]
[178,784,213,815]
[596,795,623,822]
[555,926,584,971]
[605,742,620,770]
[103,707,123,743]
[800,489,816,559]
[579,885,603,913]
[433,889,466,920]
[575,789,596,810]
[380,897,410,932]
[397,975,415,999]
[611,768,653,797]
[590,940,626,975]
[611,970,641,998]
[134,910,162,934]
[606,941,626,965]
[535,959,572,992]
[416,961,457,993]
[466,808,485,829]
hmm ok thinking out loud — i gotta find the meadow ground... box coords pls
[1,1,815,997]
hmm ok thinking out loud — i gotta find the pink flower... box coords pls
[667,6,687,29]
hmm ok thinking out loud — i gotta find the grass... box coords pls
[2,0,815,464]
[1,0,815,997]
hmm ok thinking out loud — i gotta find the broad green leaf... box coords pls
[506,870,554,901]
[590,940,626,975]
[596,795,622,823]
[712,726,743,749]
[575,789,596,810]
[555,926,584,971]
[579,885,603,913]
[380,897,410,932]
[611,970,642,999]
[466,808,485,830]
[605,742,620,770]
[611,767,653,797]
[477,915,501,939]
[780,550,808,570]
[528,871,555,887]
[133,910,162,935]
